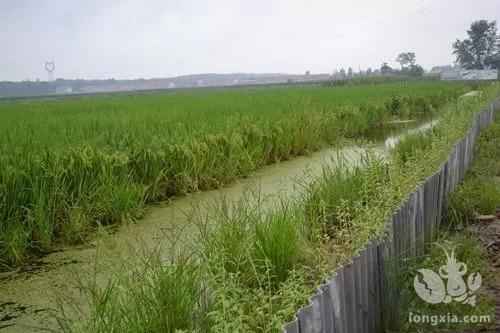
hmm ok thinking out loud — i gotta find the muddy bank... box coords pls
[0,120,435,332]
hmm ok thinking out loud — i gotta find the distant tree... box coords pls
[407,64,424,76]
[453,20,499,69]
[395,52,424,77]
[366,67,373,76]
[396,52,416,69]
[339,68,346,79]
[453,39,475,68]
[347,67,353,78]
[485,53,500,69]
[380,62,392,74]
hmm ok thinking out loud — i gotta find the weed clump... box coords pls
[446,122,500,227]
[58,255,210,333]
[194,196,324,332]
[304,157,388,239]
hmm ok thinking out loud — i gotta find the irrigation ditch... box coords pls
[282,99,499,333]
[0,120,438,333]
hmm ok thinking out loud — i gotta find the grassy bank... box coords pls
[447,120,500,227]
[0,81,466,266]
[54,84,500,332]
[390,234,494,332]
[390,110,500,332]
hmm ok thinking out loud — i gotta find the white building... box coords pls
[441,69,499,81]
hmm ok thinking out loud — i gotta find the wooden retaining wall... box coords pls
[283,99,499,333]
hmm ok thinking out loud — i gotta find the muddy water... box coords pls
[0,120,436,332]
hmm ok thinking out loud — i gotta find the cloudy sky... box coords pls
[1,0,499,81]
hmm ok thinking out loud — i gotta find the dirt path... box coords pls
[467,219,500,332]
[0,121,435,332]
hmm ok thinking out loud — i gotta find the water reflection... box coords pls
[384,119,439,150]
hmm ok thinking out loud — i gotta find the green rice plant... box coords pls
[0,219,30,268]
[385,95,403,116]
[0,81,468,266]
[321,75,440,88]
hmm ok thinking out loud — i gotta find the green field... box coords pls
[0,82,467,266]
[50,83,500,333]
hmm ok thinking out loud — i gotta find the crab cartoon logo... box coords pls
[413,245,482,306]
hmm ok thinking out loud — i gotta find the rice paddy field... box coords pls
[0,82,471,268]
[2,80,500,333]
[54,83,499,333]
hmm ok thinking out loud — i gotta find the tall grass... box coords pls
[57,253,210,333]
[253,212,303,287]
[0,82,466,266]
[197,197,322,332]
[446,121,500,227]
[304,156,387,238]
[393,128,439,165]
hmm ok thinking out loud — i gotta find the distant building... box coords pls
[430,65,455,75]
[55,86,73,94]
[441,69,498,81]
[440,68,462,80]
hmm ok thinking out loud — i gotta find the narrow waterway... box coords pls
[0,119,437,332]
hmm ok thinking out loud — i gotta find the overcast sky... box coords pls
[1,0,499,81]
